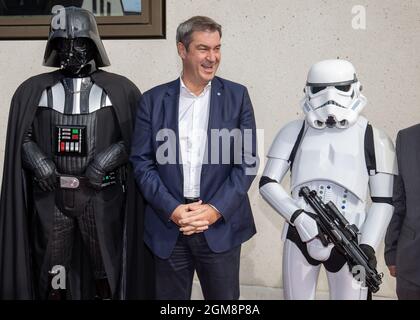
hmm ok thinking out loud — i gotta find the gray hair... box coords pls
[176,16,222,50]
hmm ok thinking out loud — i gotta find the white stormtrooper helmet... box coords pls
[300,59,367,129]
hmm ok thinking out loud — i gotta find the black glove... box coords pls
[85,141,128,190]
[85,161,106,190]
[360,244,377,269]
[22,140,57,192]
[35,158,57,192]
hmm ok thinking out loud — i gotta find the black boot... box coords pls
[94,278,112,300]
[48,288,66,300]
[47,271,67,300]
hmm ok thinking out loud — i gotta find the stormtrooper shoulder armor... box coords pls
[267,119,305,161]
[370,125,398,175]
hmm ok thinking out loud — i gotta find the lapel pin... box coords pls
[217,92,221,96]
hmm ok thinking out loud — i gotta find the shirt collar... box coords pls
[180,76,211,98]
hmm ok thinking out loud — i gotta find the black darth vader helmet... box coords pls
[43,6,110,68]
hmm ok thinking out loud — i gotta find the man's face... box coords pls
[178,30,221,86]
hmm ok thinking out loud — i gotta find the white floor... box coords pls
[191,280,394,300]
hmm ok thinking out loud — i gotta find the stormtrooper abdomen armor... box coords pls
[290,116,369,228]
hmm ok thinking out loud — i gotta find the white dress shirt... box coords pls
[178,78,211,198]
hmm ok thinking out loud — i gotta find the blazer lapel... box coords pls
[414,129,420,176]
[163,79,183,176]
[202,77,224,177]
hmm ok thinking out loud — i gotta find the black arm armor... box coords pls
[93,140,128,172]
[21,129,56,191]
[85,141,128,189]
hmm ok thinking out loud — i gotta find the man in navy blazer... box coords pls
[130,16,258,299]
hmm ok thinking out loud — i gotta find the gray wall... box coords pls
[1,0,420,299]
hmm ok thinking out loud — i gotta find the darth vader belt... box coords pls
[59,176,83,189]
[58,172,116,189]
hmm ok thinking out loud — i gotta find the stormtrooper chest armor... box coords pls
[291,116,369,203]
[35,77,119,175]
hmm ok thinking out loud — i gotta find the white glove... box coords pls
[293,210,319,242]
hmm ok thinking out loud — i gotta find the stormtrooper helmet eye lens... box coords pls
[311,86,326,94]
[335,85,351,92]
[340,120,348,126]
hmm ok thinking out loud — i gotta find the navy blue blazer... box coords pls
[130,76,258,259]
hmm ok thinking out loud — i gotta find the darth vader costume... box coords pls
[0,7,154,300]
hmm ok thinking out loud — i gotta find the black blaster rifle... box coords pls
[299,186,383,293]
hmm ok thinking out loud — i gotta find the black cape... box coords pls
[0,69,154,299]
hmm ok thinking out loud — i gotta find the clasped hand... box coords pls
[170,200,221,235]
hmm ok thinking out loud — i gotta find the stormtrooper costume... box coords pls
[260,60,397,300]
